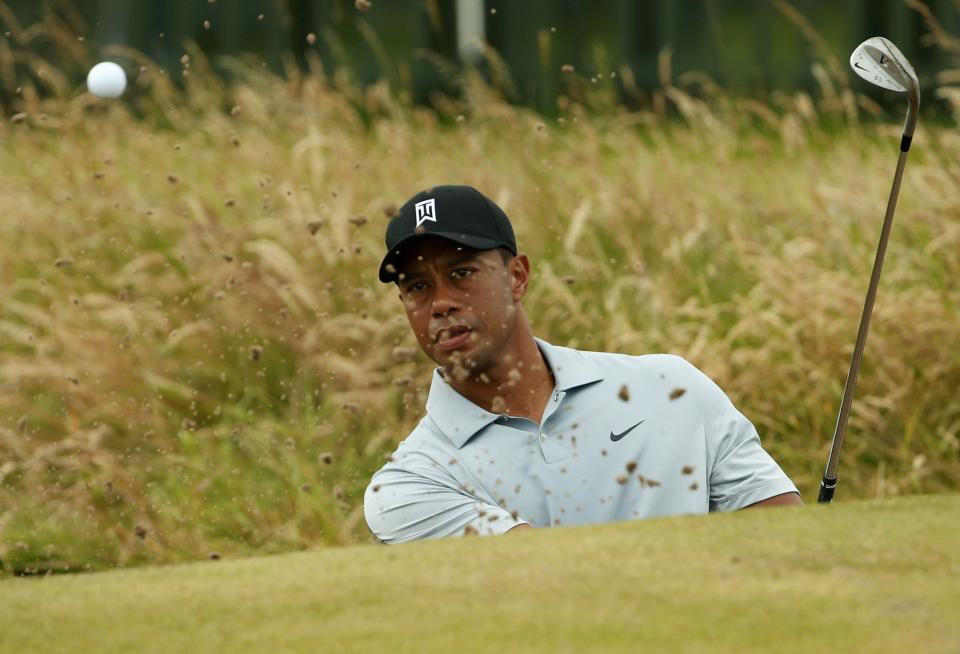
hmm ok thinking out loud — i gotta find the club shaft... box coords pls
[818,147,910,504]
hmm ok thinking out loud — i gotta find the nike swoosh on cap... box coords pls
[610,419,645,442]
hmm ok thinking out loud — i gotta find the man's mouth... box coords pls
[435,325,472,351]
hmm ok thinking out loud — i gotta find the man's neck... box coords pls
[443,324,556,424]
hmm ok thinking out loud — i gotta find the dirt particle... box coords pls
[616,474,629,485]
[463,524,478,536]
[371,484,380,492]
[625,461,637,474]
[392,345,417,359]
[134,525,147,540]
[601,448,607,456]
[669,388,686,400]
[307,220,325,235]
[209,552,221,560]
[682,465,695,475]
[618,384,630,402]
[249,345,263,361]
[320,452,333,465]
[689,482,699,491]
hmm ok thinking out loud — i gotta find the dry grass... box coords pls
[1,5,959,574]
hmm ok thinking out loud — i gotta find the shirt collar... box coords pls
[425,336,604,449]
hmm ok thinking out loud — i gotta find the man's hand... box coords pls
[743,492,804,509]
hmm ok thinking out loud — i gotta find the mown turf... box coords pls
[2,494,957,654]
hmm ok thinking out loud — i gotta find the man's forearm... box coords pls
[743,492,804,509]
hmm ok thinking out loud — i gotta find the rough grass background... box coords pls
[1,8,959,574]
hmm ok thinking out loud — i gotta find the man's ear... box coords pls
[510,253,531,302]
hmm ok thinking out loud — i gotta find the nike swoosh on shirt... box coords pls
[610,419,645,442]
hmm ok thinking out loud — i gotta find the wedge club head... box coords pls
[850,37,920,141]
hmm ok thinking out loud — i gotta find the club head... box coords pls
[850,37,917,92]
[850,36,920,139]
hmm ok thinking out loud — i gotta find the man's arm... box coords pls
[364,460,528,543]
[742,492,804,509]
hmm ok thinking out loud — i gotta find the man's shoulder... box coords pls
[379,415,454,464]
[571,344,701,378]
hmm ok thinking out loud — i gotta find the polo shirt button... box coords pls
[540,431,547,439]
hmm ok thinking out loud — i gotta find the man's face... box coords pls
[394,237,525,380]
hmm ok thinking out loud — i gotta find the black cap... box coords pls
[378,185,517,283]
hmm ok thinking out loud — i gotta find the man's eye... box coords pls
[452,268,473,279]
[408,281,427,292]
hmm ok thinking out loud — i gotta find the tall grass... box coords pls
[1,4,959,575]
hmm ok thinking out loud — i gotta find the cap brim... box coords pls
[378,231,503,283]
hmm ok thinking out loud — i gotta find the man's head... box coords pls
[378,185,517,284]
[379,186,529,378]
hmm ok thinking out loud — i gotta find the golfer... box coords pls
[364,185,802,544]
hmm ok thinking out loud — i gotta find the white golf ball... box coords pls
[86,62,127,99]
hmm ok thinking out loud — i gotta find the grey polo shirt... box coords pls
[364,337,799,544]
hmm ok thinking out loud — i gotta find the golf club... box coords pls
[818,37,921,504]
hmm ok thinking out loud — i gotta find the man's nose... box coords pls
[431,279,460,316]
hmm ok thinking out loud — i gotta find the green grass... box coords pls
[2,494,958,653]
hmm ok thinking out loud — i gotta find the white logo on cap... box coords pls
[414,198,437,227]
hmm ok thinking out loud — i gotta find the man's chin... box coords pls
[437,349,485,382]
